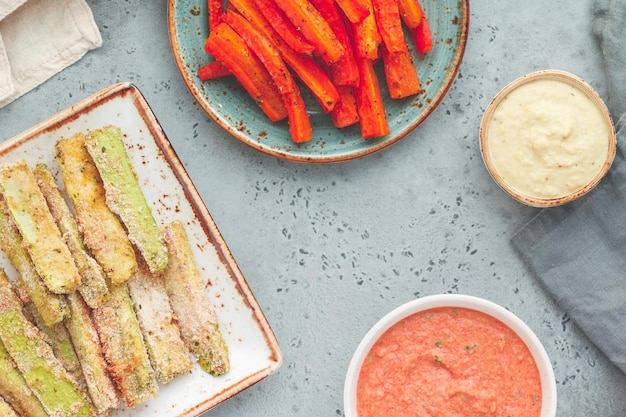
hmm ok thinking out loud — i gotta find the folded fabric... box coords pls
[0,0,101,108]
[0,0,26,21]
[511,0,626,375]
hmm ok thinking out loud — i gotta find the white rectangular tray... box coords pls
[0,82,282,416]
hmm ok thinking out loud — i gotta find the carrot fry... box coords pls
[222,10,312,142]
[349,0,381,60]
[335,0,370,24]
[310,0,359,87]
[382,45,421,98]
[355,57,390,138]
[229,0,340,112]
[253,0,316,55]
[208,0,225,32]
[283,88,314,143]
[331,86,360,128]
[205,22,288,122]
[397,0,424,29]
[372,0,409,54]
[273,0,345,64]
[198,61,231,80]
[412,15,433,54]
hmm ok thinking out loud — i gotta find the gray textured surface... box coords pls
[1,0,626,416]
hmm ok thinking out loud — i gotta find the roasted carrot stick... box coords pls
[208,0,225,31]
[273,0,345,65]
[310,0,359,87]
[412,15,433,54]
[331,86,360,128]
[372,0,409,54]
[205,22,287,122]
[397,0,424,29]
[381,45,420,98]
[253,0,316,55]
[222,10,312,142]
[198,60,231,80]
[222,11,295,95]
[229,0,340,112]
[355,57,390,138]
[349,0,381,60]
[335,0,370,23]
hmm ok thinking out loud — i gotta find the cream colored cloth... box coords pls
[0,0,101,108]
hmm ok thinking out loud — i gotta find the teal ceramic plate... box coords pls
[168,0,469,163]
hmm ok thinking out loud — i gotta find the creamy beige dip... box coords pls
[486,78,610,199]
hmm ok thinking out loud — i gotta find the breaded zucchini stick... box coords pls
[0,278,48,417]
[0,194,69,326]
[0,273,94,417]
[84,126,168,274]
[0,159,81,294]
[0,396,19,417]
[0,330,48,417]
[56,134,138,285]
[162,221,230,376]
[12,276,86,391]
[66,292,120,414]
[33,163,109,309]
[127,257,193,384]
[92,283,158,408]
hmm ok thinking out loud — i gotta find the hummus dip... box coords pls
[356,307,542,417]
[485,77,610,200]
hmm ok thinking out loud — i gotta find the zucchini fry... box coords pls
[0,194,69,326]
[92,283,158,408]
[128,258,193,384]
[33,163,109,309]
[0,159,81,294]
[0,278,48,417]
[56,134,138,285]
[66,292,120,414]
[0,274,93,417]
[0,341,48,417]
[162,221,230,376]
[12,277,86,391]
[84,126,168,274]
[0,396,19,417]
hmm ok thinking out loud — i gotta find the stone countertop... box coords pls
[1,0,626,416]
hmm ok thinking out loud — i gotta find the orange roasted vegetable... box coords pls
[349,0,381,60]
[229,0,340,112]
[331,86,360,128]
[208,0,225,31]
[273,0,345,64]
[204,22,287,122]
[381,46,420,98]
[222,10,312,142]
[253,0,316,55]
[412,15,433,54]
[198,60,231,80]
[397,0,424,29]
[335,0,370,23]
[372,0,409,54]
[355,57,390,138]
[310,0,359,87]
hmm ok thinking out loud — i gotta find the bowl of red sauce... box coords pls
[344,294,557,417]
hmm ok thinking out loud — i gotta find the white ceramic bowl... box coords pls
[479,69,616,207]
[344,294,557,417]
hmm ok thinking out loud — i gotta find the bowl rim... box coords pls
[478,69,617,207]
[343,294,557,417]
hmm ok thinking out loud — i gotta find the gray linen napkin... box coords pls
[511,0,626,374]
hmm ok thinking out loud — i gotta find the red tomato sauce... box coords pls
[356,307,542,417]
